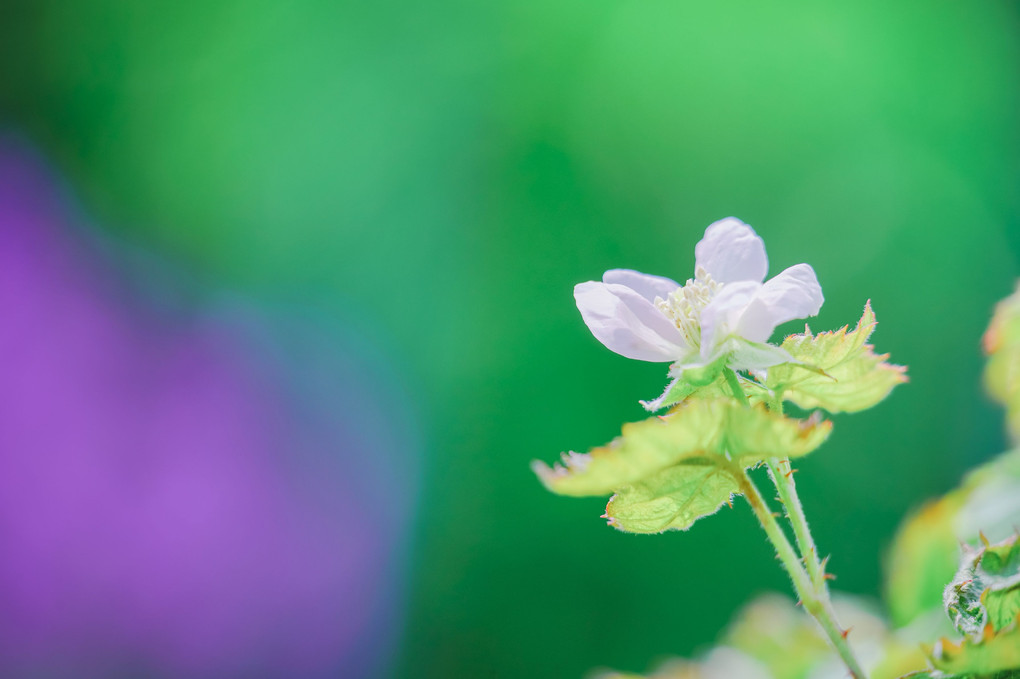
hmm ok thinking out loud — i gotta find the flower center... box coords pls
[654,266,721,348]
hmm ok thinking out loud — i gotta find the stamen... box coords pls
[654,271,721,347]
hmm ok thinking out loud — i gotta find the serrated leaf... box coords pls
[534,399,831,533]
[532,399,727,497]
[886,450,1020,630]
[604,463,739,533]
[928,619,1020,676]
[726,405,832,464]
[533,400,829,497]
[766,301,907,413]
[945,535,1020,636]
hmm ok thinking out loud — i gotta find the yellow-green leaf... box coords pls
[533,400,831,499]
[532,399,727,497]
[604,463,739,533]
[928,619,1020,676]
[534,399,832,533]
[885,450,1020,629]
[726,405,832,465]
[767,301,907,413]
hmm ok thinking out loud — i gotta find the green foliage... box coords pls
[767,302,907,413]
[945,535,1020,637]
[641,355,773,412]
[604,464,738,533]
[926,622,1020,677]
[533,398,831,533]
[885,450,1020,629]
[640,374,732,412]
[593,592,932,679]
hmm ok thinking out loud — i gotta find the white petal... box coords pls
[694,217,769,284]
[735,263,824,343]
[574,281,689,362]
[602,269,681,302]
[729,339,795,371]
[698,281,762,360]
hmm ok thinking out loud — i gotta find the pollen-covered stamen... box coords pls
[654,267,722,347]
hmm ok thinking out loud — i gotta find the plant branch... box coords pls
[731,463,867,679]
[767,458,827,591]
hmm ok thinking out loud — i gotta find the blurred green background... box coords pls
[2,2,1019,677]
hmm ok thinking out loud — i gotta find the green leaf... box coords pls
[532,399,727,497]
[604,463,739,533]
[885,450,1020,630]
[928,620,1020,677]
[725,404,832,464]
[533,399,831,533]
[945,535,1020,636]
[766,301,907,413]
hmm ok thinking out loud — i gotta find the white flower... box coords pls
[573,217,824,373]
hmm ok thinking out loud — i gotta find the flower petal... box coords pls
[736,263,824,343]
[694,217,769,284]
[602,269,681,302]
[698,280,763,361]
[574,281,690,362]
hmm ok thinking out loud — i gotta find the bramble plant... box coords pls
[533,218,909,678]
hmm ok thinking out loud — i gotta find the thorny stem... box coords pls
[768,458,827,591]
[764,393,833,601]
[731,463,868,679]
[754,385,864,672]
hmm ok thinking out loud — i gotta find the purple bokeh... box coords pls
[0,139,415,678]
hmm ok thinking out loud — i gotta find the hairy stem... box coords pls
[732,464,867,679]
[767,458,826,591]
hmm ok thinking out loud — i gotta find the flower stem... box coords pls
[767,458,826,591]
[731,463,867,679]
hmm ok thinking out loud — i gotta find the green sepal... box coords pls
[945,535,1020,636]
[640,374,728,412]
[766,301,907,413]
[533,398,831,533]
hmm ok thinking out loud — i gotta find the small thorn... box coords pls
[772,512,782,518]
[979,531,990,547]
[823,573,837,581]
[841,626,853,640]
[726,498,733,509]
[795,599,803,607]
[784,467,798,479]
